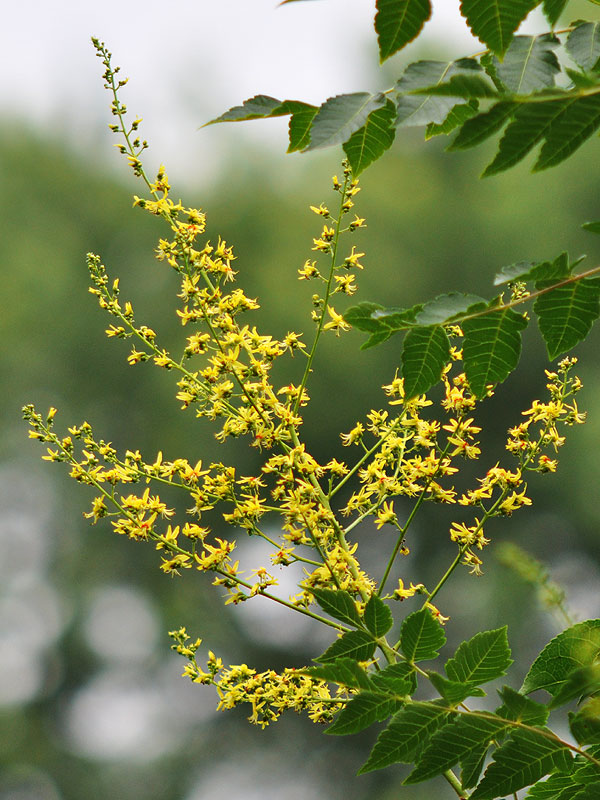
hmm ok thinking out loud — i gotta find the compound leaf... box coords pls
[358,701,449,773]
[470,728,572,799]
[533,274,600,359]
[375,0,432,62]
[459,0,540,58]
[402,325,450,399]
[405,713,509,784]
[343,100,397,175]
[399,608,446,663]
[371,662,418,695]
[445,627,513,685]
[462,304,528,397]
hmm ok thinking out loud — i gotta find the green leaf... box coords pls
[316,630,376,663]
[445,627,513,685]
[495,34,560,94]
[305,92,387,151]
[566,23,600,72]
[416,292,486,325]
[343,100,397,176]
[534,93,600,171]
[404,713,509,784]
[459,0,540,58]
[358,700,449,773]
[326,690,404,735]
[461,746,489,790]
[344,302,421,349]
[394,60,482,127]
[533,274,600,359]
[287,106,319,152]
[302,658,374,690]
[399,608,446,663]
[548,663,600,710]
[310,587,363,628]
[364,594,394,638]
[496,686,549,725]
[425,100,479,139]
[525,772,581,798]
[569,698,600,745]
[462,304,528,397]
[493,253,572,286]
[427,670,486,705]
[542,0,569,26]
[483,97,572,176]
[471,729,573,799]
[449,101,516,150]
[494,259,544,285]
[582,221,600,234]
[570,784,600,800]
[521,620,600,697]
[205,94,284,124]
[401,325,450,399]
[375,0,432,62]
[371,662,418,695]
[413,73,499,98]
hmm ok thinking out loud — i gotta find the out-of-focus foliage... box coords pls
[3,114,600,798]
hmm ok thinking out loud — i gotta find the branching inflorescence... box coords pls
[23,37,600,800]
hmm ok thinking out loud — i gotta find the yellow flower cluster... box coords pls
[169,628,344,728]
[23,43,590,732]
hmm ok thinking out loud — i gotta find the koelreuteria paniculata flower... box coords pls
[23,41,587,729]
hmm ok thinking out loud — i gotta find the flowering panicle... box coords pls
[23,40,589,732]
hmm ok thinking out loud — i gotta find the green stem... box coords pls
[293,171,350,417]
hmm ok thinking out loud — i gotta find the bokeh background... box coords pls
[3,1,600,798]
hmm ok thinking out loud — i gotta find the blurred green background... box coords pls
[3,4,600,799]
